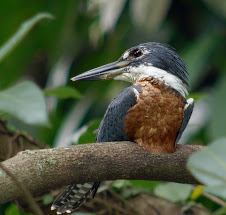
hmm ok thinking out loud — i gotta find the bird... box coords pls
[51,42,194,214]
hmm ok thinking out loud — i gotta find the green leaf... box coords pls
[0,81,49,126]
[0,12,54,63]
[154,183,193,202]
[78,119,101,144]
[187,92,207,101]
[5,203,30,215]
[44,86,82,99]
[187,138,226,186]
[208,74,226,139]
[43,194,54,205]
[181,33,222,89]
[128,180,161,192]
[112,180,130,190]
[203,0,226,19]
[205,184,226,200]
[121,189,141,199]
[187,138,226,199]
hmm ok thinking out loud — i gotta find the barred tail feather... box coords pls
[51,182,101,214]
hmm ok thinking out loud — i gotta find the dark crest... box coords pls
[129,42,189,86]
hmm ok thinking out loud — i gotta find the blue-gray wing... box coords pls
[175,98,194,145]
[52,87,142,214]
[96,85,142,142]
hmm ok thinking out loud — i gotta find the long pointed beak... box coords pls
[71,60,129,81]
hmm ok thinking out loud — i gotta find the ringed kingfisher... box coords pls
[51,42,194,214]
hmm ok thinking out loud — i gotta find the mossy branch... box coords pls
[0,142,203,203]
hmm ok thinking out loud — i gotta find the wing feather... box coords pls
[52,85,142,214]
[175,98,194,145]
[97,85,142,142]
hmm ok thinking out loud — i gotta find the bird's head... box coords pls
[71,42,189,97]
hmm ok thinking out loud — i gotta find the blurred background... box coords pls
[0,0,225,214]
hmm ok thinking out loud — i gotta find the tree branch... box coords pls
[0,141,203,204]
[0,162,43,215]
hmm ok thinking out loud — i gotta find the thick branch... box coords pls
[0,142,203,204]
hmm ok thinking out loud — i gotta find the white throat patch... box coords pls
[113,65,188,97]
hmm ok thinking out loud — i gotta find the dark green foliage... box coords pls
[0,0,225,214]
[44,86,82,99]
[78,119,101,144]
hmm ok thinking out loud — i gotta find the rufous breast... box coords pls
[124,78,185,154]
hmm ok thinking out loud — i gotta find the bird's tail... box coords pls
[51,181,101,214]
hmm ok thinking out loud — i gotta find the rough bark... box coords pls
[0,141,203,204]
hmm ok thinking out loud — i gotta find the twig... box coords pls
[6,131,20,159]
[146,201,161,215]
[213,207,226,215]
[108,188,141,215]
[87,198,113,215]
[20,132,48,149]
[203,192,226,207]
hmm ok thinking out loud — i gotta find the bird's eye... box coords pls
[132,49,142,58]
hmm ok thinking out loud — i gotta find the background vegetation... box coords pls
[0,0,225,214]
